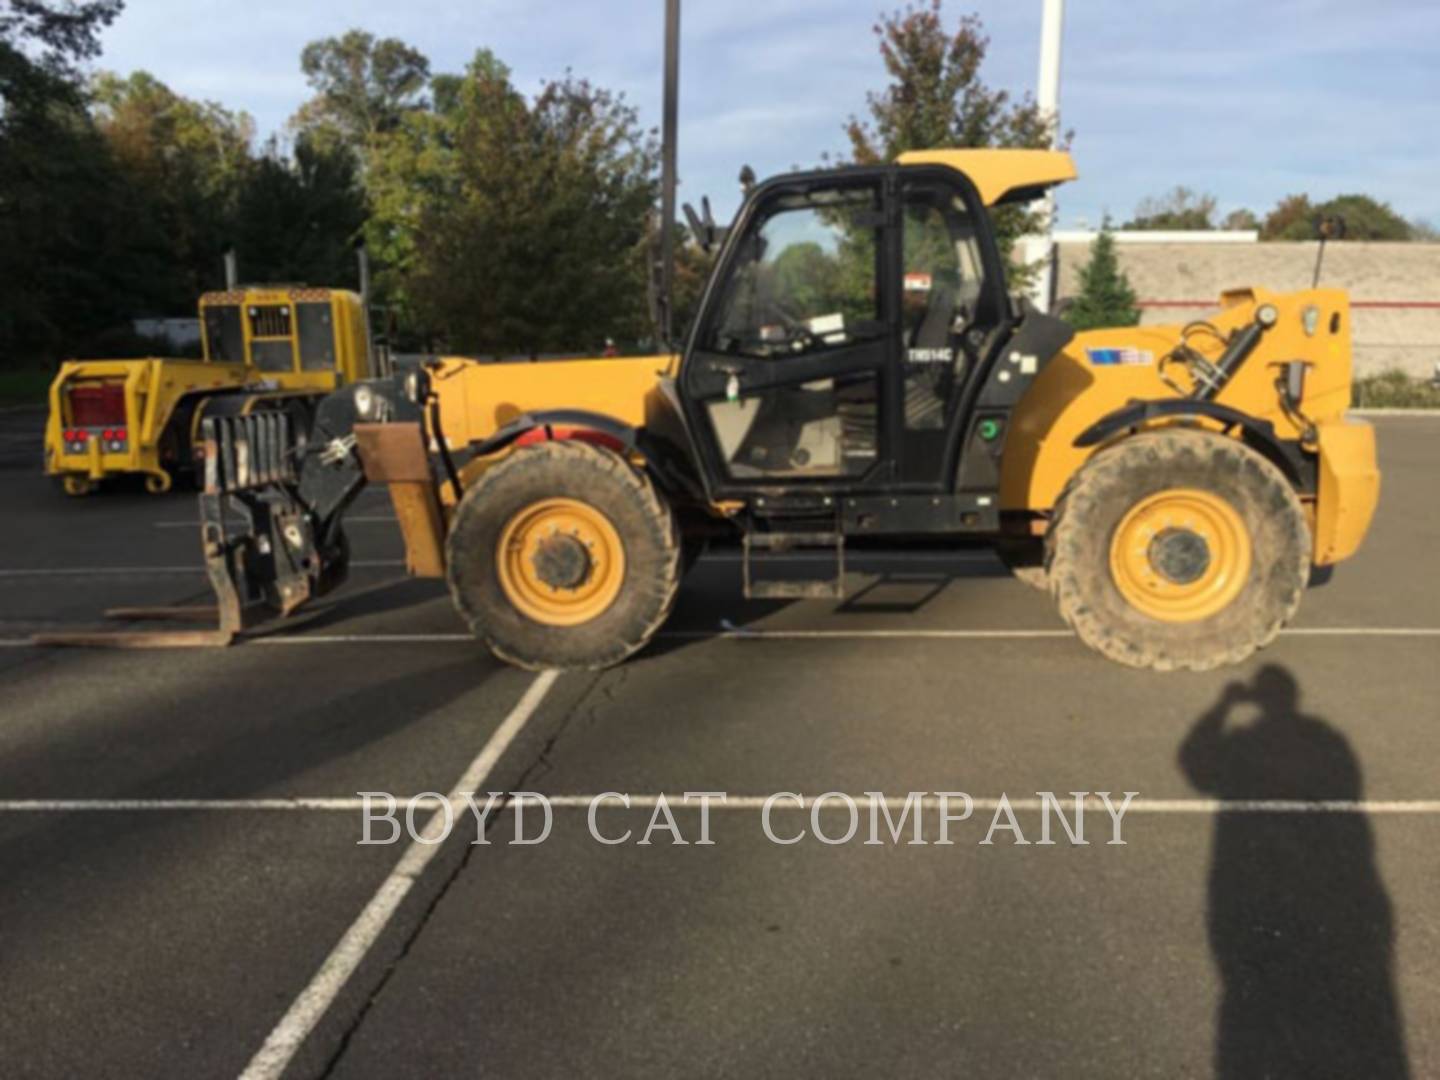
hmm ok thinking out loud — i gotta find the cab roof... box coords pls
[897,149,1077,207]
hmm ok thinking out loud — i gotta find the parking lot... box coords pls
[1,406,1437,1078]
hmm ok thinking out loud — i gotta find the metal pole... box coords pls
[1031,0,1064,313]
[223,249,238,291]
[357,243,372,308]
[660,0,680,348]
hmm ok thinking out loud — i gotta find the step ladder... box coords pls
[742,530,846,600]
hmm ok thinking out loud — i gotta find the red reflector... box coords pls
[103,429,115,441]
[115,429,127,442]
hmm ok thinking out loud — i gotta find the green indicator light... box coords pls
[978,418,1002,441]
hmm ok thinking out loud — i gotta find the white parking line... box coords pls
[2,793,1439,815]
[152,516,399,529]
[0,561,404,578]
[237,668,560,1080]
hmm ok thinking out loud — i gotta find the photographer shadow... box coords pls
[1180,665,1408,1079]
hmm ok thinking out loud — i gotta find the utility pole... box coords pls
[659,0,680,348]
[1028,0,1065,312]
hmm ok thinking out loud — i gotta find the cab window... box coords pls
[297,302,337,371]
[900,182,989,429]
[708,187,882,359]
[203,305,244,364]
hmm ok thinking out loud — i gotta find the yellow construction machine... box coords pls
[38,9,1378,672]
[43,282,379,495]
[42,143,1379,671]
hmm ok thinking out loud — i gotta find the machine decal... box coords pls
[908,347,954,364]
[1087,347,1155,367]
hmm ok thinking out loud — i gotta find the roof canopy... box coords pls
[897,149,1077,207]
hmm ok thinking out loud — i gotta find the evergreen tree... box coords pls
[1065,224,1139,331]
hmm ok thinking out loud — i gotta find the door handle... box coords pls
[708,359,744,376]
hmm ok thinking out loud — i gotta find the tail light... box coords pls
[67,382,126,428]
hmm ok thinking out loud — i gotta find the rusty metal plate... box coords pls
[354,422,432,483]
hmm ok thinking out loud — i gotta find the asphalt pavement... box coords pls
[1,405,1437,1078]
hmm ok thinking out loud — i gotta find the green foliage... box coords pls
[843,1,1057,286]
[295,29,430,147]
[1351,370,1440,409]
[405,56,658,355]
[1125,186,1216,230]
[1064,224,1139,331]
[1,1,128,363]
[232,135,367,287]
[91,70,255,305]
[0,368,54,405]
[1262,193,1412,241]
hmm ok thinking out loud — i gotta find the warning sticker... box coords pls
[1086,347,1155,366]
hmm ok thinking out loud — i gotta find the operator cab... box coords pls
[678,151,1076,533]
[198,287,378,387]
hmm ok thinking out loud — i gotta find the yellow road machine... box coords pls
[40,9,1379,672]
[44,284,378,495]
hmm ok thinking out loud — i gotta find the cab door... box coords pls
[680,174,894,496]
[892,168,1012,488]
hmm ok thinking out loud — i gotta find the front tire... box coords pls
[1047,429,1310,672]
[446,441,681,670]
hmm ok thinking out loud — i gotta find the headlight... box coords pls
[354,384,375,419]
[1255,303,1279,328]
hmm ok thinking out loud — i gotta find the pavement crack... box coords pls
[317,670,605,1079]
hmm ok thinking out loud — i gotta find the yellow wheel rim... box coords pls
[1109,488,1251,623]
[497,497,626,626]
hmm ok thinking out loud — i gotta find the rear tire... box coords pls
[446,441,681,670]
[1046,429,1310,672]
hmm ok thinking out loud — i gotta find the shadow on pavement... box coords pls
[1180,665,1409,1079]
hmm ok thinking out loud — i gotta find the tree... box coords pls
[0,0,122,108]
[1220,208,1258,232]
[232,135,367,287]
[91,71,255,308]
[1262,193,1412,241]
[1312,194,1410,241]
[843,1,1056,281]
[295,29,430,150]
[407,54,657,355]
[1126,186,1216,230]
[0,1,128,365]
[1064,222,1139,331]
[1260,194,1313,241]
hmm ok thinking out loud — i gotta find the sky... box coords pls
[95,0,1440,229]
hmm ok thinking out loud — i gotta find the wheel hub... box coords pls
[496,497,627,626]
[1109,488,1252,623]
[531,533,593,591]
[1146,527,1211,586]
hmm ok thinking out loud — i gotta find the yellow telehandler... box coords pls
[37,8,1379,672]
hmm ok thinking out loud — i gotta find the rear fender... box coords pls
[1073,399,1317,495]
